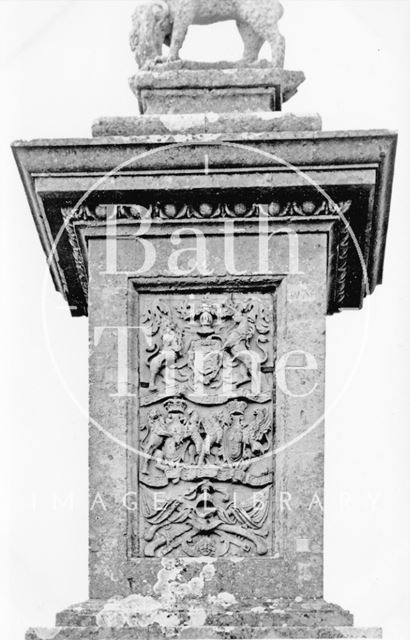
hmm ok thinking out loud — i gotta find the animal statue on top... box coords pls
[130,0,286,70]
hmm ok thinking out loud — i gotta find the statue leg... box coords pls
[198,435,210,466]
[267,30,286,69]
[142,444,153,474]
[149,354,163,390]
[240,1,286,68]
[154,27,174,64]
[236,20,264,64]
[192,433,204,463]
[143,435,163,473]
[168,0,197,61]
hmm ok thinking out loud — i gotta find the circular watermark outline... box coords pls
[40,139,370,469]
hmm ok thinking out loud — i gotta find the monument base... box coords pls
[25,599,382,639]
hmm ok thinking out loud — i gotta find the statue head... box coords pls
[149,408,163,422]
[130,0,171,68]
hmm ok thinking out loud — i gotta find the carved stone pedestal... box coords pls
[13,63,396,640]
[95,64,314,137]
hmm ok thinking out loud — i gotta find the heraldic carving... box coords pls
[140,293,273,404]
[135,291,276,557]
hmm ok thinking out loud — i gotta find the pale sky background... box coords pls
[1,1,410,639]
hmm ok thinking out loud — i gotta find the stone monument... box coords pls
[13,1,397,638]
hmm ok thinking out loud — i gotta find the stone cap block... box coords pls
[92,112,322,137]
[129,63,305,115]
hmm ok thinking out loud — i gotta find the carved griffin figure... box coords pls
[130,0,286,69]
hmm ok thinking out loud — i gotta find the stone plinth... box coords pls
[26,599,381,640]
[26,596,382,639]
[129,63,305,115]
[92,112,322,137]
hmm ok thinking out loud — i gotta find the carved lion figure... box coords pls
[130,0,285,69]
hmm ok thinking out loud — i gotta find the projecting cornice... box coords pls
[12,129,397,317]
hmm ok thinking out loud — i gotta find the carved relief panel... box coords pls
[131,288,276,558]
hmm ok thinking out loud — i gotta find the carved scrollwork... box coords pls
[61,208,90,297]
[335,223,351,307]
[72,204,153,221]
[141,481,271,558]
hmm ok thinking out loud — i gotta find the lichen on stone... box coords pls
[29,631,61,640]
[207,591,237,609]
[95,557,222,632]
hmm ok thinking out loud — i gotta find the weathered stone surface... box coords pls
[56,599,354,628]
[86,231,328,597]
[34,598,363,638]
[130,66,303,92]
[26,625,382,639]
[129,1,286,70]
[129,67,305,114]
[92,112,322,137]
[136,60,278,71]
